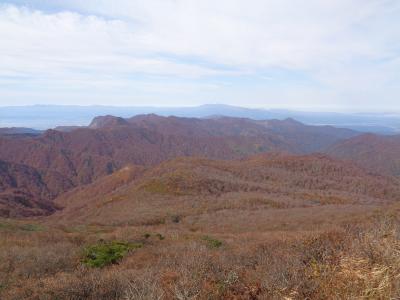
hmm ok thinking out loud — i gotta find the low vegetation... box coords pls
[1,209,400,299]
[83,241,143,268]
[202,235,223,248]
[0,221,44,232]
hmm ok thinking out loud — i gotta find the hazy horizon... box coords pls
[1,103,400,115]
[1,104,400,133]
[1,1,400,111]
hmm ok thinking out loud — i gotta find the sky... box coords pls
[0,0,400,111]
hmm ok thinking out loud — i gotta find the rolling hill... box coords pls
[326,133,400,176]
[52,153,400,225]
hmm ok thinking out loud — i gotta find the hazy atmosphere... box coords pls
[3,2,400,300]
[1,0,400,111]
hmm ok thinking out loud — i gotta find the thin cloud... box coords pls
[0,1,399,110]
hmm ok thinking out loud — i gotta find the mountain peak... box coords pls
[89,115,129,129]
[283,117,302,124]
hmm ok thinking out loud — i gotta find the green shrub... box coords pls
[82,241,142,268]
[202,236,223,248]
[0,222,44,232]
[156,233,165,240]
[0,222,12,230]
[20,224,44,232]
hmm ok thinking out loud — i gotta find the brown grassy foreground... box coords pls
[1,206,400,299]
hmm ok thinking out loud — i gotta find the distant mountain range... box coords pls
[1,104,399,133]
[0,114,358,217]
[1,112,400,218]
[0,127,42,137]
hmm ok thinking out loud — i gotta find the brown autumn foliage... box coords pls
[0,115,358,217]
[0,160,56,217]
[50,153,400,226]
[327,133,400,176]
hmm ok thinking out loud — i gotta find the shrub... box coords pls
[83,241,142,268]
[202,236,223,248]
[171,215,181,223]
[20,224,44,232]
[156,233,165,240]
[0,222,44,232]
[0,222,12,230]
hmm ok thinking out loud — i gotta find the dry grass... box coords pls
[1,210,400,299]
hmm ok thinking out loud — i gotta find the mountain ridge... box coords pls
[0,114,361,217]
